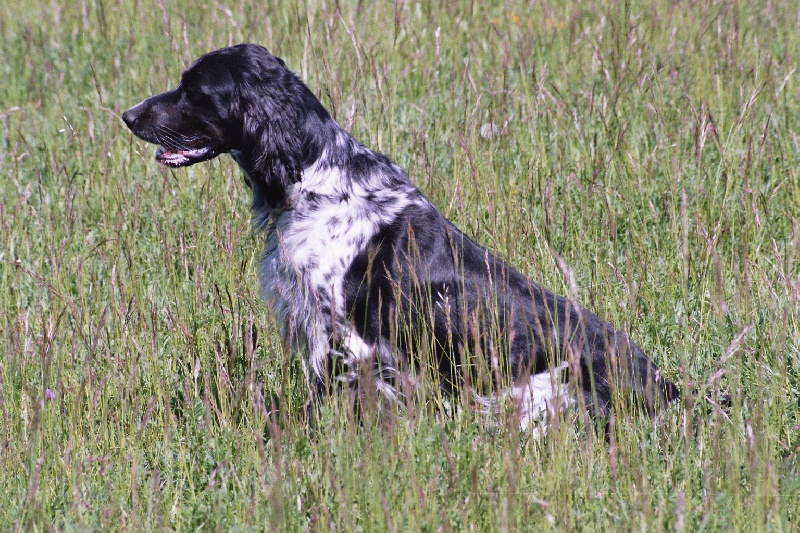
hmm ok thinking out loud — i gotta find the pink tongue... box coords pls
[156,146,211,166]
[159,150,190,165]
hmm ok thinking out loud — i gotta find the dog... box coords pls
[123,44,679,433]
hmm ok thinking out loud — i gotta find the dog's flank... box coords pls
[123,44,679,431]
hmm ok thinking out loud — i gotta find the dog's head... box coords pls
[123,44,333,206]
[122,47,243,167]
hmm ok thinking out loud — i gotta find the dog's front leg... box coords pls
[304,325,399,429]
[298,319,336,432]
[300,320,364,430]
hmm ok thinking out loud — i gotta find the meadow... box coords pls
[1,0,798,529]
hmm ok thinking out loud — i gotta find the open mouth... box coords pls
[155,146,218,167]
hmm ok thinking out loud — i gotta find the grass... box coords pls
[1,0,799,529]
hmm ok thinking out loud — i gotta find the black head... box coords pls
[123,44,334,207]
[122,47,241,167]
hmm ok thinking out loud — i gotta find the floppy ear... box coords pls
[231,75,304,209]
[228,49,335,210]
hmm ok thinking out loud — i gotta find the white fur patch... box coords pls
[512,363,573,436]
[477,363,574,437]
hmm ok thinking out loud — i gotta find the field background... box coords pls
[1,0,799,529]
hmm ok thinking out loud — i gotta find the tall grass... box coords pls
[1,0,798,529]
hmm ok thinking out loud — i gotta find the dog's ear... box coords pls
[228,49,334,210]
[231,69,304,209]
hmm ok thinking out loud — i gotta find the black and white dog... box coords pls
[123,44,679,432]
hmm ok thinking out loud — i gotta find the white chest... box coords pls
[261,199,374,310]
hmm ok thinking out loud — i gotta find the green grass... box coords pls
[1,0,799,529]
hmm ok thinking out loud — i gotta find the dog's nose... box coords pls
[122,109,137,128]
